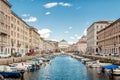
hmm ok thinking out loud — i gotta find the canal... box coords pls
[26,55,114,80]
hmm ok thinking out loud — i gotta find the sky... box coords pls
[8,0,120,44]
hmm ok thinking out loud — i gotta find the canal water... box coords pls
[26,55,119,80]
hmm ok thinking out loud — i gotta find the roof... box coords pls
[60,39,67,42]
[87,20,113,31]
[3,0,12,7]
[97,18,120,33]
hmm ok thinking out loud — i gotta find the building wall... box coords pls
[97,19,120,55]
[10,12,30,56]
[0,0,11,54]
[39,37,44,53]
[76,36,87,54]
[58,40,69,52]
[87,21,112,55]
[29,27,40,53]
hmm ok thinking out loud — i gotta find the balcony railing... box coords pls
[0,27,9,35]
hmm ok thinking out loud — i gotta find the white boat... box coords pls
[81,58,90,63]
[113,69,120,76]
[9,63,31,71]
[0,65,17,72]
[88,60,112,68]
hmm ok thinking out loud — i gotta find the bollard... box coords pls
[20,70,25,80]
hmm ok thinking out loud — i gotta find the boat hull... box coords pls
[0,71,21,78]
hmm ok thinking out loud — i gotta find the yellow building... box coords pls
[0,0,11,54]
[29,26,40,53]
[10,11,30,56]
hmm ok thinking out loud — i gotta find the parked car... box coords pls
[0,53,11,58]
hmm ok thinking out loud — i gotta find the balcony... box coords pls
[0,28,9,35]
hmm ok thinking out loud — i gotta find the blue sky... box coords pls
[8,0,120,44]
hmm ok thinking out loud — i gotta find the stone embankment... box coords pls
[74,54,120,65]
[0,54,45,65]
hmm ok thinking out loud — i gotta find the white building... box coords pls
[87,21,113,55]
[58,40,69,53]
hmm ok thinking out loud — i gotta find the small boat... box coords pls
[0,71,21,78]
[9,63,31,71]
[0,65,21,78]
[101,64,120,76]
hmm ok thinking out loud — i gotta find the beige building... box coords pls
[29,26,40,53]
[10,11,30,56]
[87,21,112,55]
[43,40,58,53]
[0,0,11,54]
[76,36,87,54]
[39,37,44,53]
[97,18,120,56]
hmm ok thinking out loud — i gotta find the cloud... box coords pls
[44,2,72,8]
[50,39,58,42]
[23,16,37,22]
[44,2,58,8]
[69,26,72,30]
[59,2,72,7]
[38,29,52,38]
[45,12,51,15]
[74,34,78,37]
[64,31,69,34]
[22,14,30,17]
[70,36,75,40]
[83,29,87,36]
[77,36,82,39]
[68,41,75,44]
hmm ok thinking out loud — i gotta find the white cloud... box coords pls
[77,36,82,39]
[22,14,30,17]
[70,36,75,40]
[23,16,37,22]
[43,2,72,8]
[44,2,58,8]
[45,12,51,15]
[83,29,87,36]
[59,2,72,7]
[64,31,69,34]
[68,41,75,44]
[68,26,72,30]
[74,34,78,37]
[38,29,52,38]
[50,39,58,42]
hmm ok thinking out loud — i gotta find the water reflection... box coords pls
[24,56,120,80]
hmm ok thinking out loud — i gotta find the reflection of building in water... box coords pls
[58,40,69,53]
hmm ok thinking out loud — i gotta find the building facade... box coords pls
[10,12,30,56]
[58,40,69,53]
[76,36,87,54]
[0,0,46,56]
[97,18,120,56]
[87,21,112,55]
[29,26,40,53]
[0,0,11,54]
